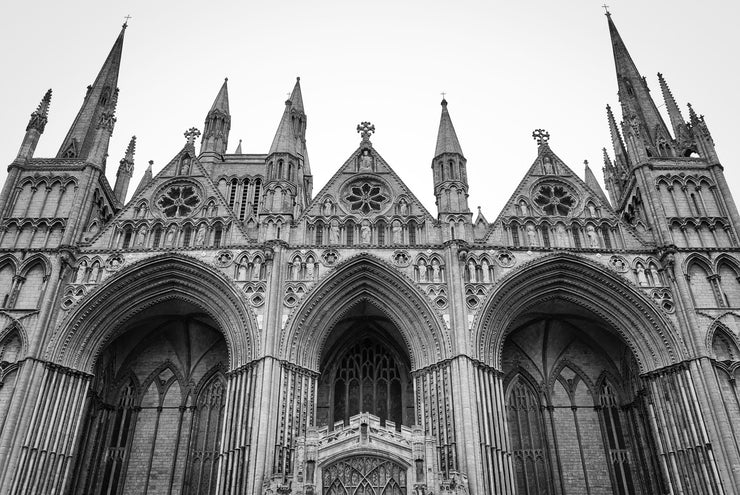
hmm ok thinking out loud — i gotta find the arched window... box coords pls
[228,179,238,209]
[0,263,14,308]
[376,220,386,246]
[252,179,261,214]
[122,227,133,249]
[152,227,163,248]
[511,224,520,247]
[15,263,45,309]
[408,220,417,245]
[182,225,193,247]
[345,220,355,245]
[688,262,717,307]
[599,382,636,495]
[315,221,324,244]
[719,263,740,307]
[239,179,250,220]
[213,223,223,248]
[332,339,403,427]
[507,376,551,495]
[100,381,137,495]
[541,226,551,248]
[602,225,613,249]
[185,374,225,494]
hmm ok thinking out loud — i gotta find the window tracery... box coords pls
[157,185,201,218]
[533,184,576,216]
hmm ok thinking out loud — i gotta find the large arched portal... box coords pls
[73,300,228,495]
[317,301,414,429]
[502,298,664,495]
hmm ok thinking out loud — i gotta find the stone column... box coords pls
[1,362,90,495]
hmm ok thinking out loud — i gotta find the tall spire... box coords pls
[584,160,610,205]
[57,23,126,160]
[657,72,686,138]
[113,135,136,202]
[200,78,231,156]
[607,13,671,149]
[268,77,306,158]
[16,89,52,161]
[434,99,464,157]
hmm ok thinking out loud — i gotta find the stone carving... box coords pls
[392,220,402,244]
[106,254,124,271]
[329,219,340,244]
[432,258,442,282]
[321,249,339,266]
[360,221,371,244]
[609,255,629,273]
[586,224,599,248]
[398,198,409,216]
[495,250,516,268]
[418,259,428,283]
[392,250,410,267]
[215,250,233,267]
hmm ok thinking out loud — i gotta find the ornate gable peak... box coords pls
[298,144,435,223]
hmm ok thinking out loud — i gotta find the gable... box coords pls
[298,144,436,226]
[83,143,251,249]
[485,144,650,249]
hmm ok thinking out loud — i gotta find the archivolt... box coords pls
[280,253,451,371]
[46,253,259,373]
[473,253,686,373]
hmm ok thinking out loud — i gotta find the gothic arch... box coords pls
[473,253,685,373]
[280,253,451,370]
[46,254,259,373]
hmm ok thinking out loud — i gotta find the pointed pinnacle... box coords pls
[124,135,136,160]
[657,72,685,134]
[585,159,610,204]
[26,89,52,133]
[290,76,304,113]
[210,78,230,113]
[435,99,464,157]
[235,139,243,154]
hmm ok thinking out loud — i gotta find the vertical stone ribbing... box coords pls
[9,364,90,495]
[216,363,256,494]
[475,364,515,494]
[274,363,317,477]
[415,362,457,476]
[646,366,723,494]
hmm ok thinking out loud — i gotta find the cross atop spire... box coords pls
[357,121,375,145]
[602,4,610,16]
[532,129,550,146]
[123,15,132,27]
[184,127,201,145]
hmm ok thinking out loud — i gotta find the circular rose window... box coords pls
[533,184,575,216]
[345,182,388,214]
[157,185,201,217]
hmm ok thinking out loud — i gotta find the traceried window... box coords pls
[100,381,137,495]
[185,375,225,494]
[534,184,576,216]
[332,339,403,428]
[322,456,407,494]
[158,185,201,218]
[507,377,552,495]
[345,183,388,214]
[599,382,636,495]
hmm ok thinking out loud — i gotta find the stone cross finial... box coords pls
[123,15,132,27]
[532,129,550,146]
[357,121,375,143]
[602,4,610,15]
[184,127,201,145]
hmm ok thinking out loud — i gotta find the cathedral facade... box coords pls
[0,12,739,495]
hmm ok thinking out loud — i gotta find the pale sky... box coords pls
[1,0,738,220]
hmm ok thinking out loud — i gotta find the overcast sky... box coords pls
[1,0,738,220]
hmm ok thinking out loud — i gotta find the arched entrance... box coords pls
[502,298,664,495]
[317,301,414,429]
[322,456,407,494]
[73,300,228,495]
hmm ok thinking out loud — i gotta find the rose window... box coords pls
[345,182,387,214]
[157,185,200,217]
[533,185,575,216]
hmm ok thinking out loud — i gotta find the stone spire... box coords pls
[234,139,243,154]
[132,160,153,197]
[657,72,686,138]
[200,78,231,156]
[57,23,126,161]
[607,13,671,153]
[113,135,136,202]
[584,159,610,205]
[434,99,464,158]
[269,77,306,158]
[16,89,52,161]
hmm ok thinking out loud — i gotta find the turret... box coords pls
[113,135,136,203]
[432,99,472,239]
[57,23,126,165]
[200,78,231,158]
[263,78,311,224]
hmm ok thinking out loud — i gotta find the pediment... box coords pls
[83,143,250,248]
[298,145,435,225]
[485,143,649,248]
